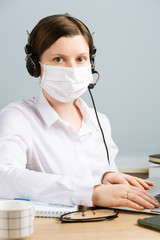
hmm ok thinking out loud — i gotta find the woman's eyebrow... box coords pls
[50,53,66,57]
[50,52,89,56]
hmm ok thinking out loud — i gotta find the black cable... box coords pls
[88,86,110,164]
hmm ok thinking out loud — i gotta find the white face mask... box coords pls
[40,64,93,103]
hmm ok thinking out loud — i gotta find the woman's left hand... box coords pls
[102,172,154,190]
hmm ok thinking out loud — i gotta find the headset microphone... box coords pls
[88,70,100,89]
[88,83,95,89]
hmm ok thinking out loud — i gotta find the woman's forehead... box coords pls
[42,35,89,57]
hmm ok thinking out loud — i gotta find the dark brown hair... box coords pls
[30,14,94,60]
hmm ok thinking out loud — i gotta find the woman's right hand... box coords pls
[92,184,159,210]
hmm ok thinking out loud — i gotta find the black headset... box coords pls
[25,14,98,80]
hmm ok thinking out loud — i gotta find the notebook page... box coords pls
[33,201,78,218]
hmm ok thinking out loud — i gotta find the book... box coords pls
[149,154,160,164]
[149,162,160,178]
[33,202,78,218]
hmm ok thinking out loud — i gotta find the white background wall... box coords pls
[0,0,160,171]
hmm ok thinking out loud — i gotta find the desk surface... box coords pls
[28,211,160,240]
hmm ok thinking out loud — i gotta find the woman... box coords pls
[0,13,158,210]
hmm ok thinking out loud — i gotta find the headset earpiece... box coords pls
[89,46,99,90]
[24,28,41,78]
[25,44,32,55]
[25,43,41,78]
[25,53,40,78]
[90,47,97,74]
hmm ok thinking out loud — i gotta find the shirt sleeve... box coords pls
[0,107,93,206]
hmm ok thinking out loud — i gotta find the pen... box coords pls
[14,198,30,201]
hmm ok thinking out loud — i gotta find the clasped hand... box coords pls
[92,172,159,210]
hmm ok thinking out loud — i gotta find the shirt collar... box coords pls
[35,91,60,128]
[75,98,99,132]
[35,91,99,131]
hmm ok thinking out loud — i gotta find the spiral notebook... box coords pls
[33,202,78,218]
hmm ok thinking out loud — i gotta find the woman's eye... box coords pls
[53,57,64,63]
[77,57,86,62]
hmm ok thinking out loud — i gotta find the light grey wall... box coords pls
[0,0,160,170]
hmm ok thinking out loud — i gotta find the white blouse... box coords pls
[0,91,118,206]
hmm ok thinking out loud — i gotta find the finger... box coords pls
[104,178,129,185]
[129,193,156,209]
[124,177,145,189]
[114,178,129,185]
[117,186,155,210]
[103,181,112,185]
[137,191,159,208]
[144,180,155,186]
[125,176,153,190]
[120,198,144,210]
[133,178,155,189]
[129,187,159,208]
[132,178,150,189]
[131,186,155,200]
